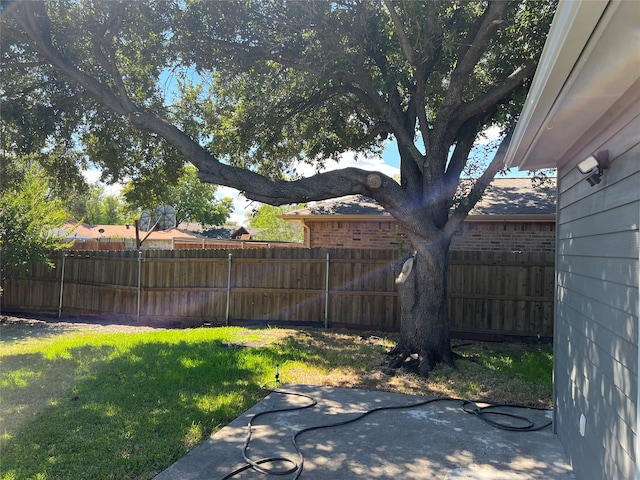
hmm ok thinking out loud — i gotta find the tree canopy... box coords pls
[2,1,555,215]
[67,185,127,224]
[121,165,234,228]
[1,0,557,374]
[247,204,305,243]
[0,159,72,284]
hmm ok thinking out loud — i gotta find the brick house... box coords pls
[281,178,556,253]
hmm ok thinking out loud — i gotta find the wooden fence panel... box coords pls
[327,249,400,330]
[1,248,554,338]
[71,240,126,251]
[1,257,61,312]
[227,250,327,324]
[56,252,139,317]
[446,251,555,338]
[140,254,229,322]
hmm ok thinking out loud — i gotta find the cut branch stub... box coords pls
[367,173,382,189]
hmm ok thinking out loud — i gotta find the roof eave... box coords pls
[281,213,555,223]
[505,0,640,170]
[465,214,555,223]
[279,214,391,222]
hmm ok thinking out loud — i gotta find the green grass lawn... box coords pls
[0,324,552,480]
[1,328,299,480]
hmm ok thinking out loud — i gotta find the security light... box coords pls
[577,155,599,175]
[576,151,608,187]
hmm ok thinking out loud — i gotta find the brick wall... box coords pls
[305,218,555,253]
[307,220,408,250]
[449,221,555,252]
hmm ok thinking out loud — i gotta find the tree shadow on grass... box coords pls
[0,321,81,344]
[0,336,309,480]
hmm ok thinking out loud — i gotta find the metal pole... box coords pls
[225,253,232,326]
[324,251,330,329]
[136,250,142,322]
[58,252,66,318]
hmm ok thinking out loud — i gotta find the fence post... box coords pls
[226,253,232,326]
[136,250,142,322]
[324,251,330,329]
[57,251,66,318]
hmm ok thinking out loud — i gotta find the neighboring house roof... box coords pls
[202,226,237,239]
[504,0,640,171]
[180,223,260,240]
[229,226,260,239]
[283,178,556,221]
[470,179,555,215]
[59,223,205,242]
[287,196,390,217]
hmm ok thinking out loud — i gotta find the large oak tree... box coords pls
[1,0,556,375]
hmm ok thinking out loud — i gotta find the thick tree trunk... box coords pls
[394,237,454,377]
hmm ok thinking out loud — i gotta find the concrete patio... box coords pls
[155,384,575,480]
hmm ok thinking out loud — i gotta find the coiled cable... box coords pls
[220,389,551,479]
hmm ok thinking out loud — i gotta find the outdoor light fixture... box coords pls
[577,151,609,186]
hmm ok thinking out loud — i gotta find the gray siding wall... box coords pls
[555,144,639,480]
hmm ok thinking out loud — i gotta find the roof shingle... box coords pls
[285,178,555,217]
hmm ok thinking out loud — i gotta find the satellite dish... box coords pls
[154,205,176,230]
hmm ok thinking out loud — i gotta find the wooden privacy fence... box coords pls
[0,248,555,338]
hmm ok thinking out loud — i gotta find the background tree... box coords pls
[0,159,72,287]
[1,0,556,375]
[67,185,127,225]
[121,165,234,228]
[247,204,305,243]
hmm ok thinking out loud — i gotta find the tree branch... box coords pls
[444,129,512,237]
[383,0,417,65]
[437,0,512,125]
[9,3,132,119]
[344,69,424,170]
[354,122,394,146]
[359,35,425,174]
[456,61,536,125]
[442,121,482,202]
[413,61,432,156]
[209,38,323,76]
[91,32,138,114]
[198,162,393,203]
[7,1,422,228]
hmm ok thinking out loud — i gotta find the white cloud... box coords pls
[82,169,122,196]
[476,125,503,145]
[295,151,399,179]
[216,186,253,225]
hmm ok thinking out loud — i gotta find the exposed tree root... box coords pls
[385,345,456,378]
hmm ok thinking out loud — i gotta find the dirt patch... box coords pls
[0,313,164,343]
